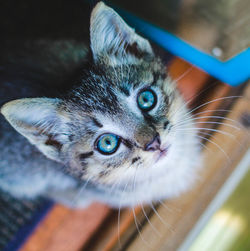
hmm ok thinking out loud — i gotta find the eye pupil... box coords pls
[96,133,120,155]
[137,89,157,111]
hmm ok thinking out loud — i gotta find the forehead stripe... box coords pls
[152,72,166,85]
[120,86,130,96]
[92,118,103,128]
[79,151,93,160]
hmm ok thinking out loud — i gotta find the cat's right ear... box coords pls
[1,98,71,162]
[90,2,154,65]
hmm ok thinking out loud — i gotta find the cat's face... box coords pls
[1,2,199,206]
[63,59,180,183]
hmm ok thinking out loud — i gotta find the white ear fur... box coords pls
[90,2,154,64]
[1,98,70,161]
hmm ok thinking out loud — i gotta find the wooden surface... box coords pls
[20,203,110,251]
[20,58,249,251]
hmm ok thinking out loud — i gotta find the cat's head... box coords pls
[1,2,199,206]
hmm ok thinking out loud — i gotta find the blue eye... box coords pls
[96,133,120,155]
[137,89,157,111]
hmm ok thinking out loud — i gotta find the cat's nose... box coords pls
[144,133,161,151]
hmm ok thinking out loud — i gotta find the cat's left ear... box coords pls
[90,2,154,65]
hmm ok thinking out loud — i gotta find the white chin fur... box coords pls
[89,136,201,208]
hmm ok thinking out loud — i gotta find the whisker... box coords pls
[175,127,239,136]
[174,121,240,131]
[192,109,233,117]
[116,167,135,247]
[173,66,194,83]
[175,115,242,129]
[173,95,241,125]
[175,128,242,151]
[72,175,93,205]
[141,203,162,237]
[198,130,236,140]
[175,130,238,153]
[195,135,230,162]
[117,205,122,249]
[194,109,232,115]
[158,200,181,213]
[150,203,174,233]
[131,207,152,248]
[198,141,213,154]
[173,80,219,115]
[186,96,241,116]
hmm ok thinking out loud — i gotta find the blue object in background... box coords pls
[117,8,250,86]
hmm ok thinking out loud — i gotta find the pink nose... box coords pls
[144,134,161,151]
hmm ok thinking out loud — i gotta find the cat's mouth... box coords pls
[155,146,170,163]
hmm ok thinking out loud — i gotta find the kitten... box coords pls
[0,2,200,208]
